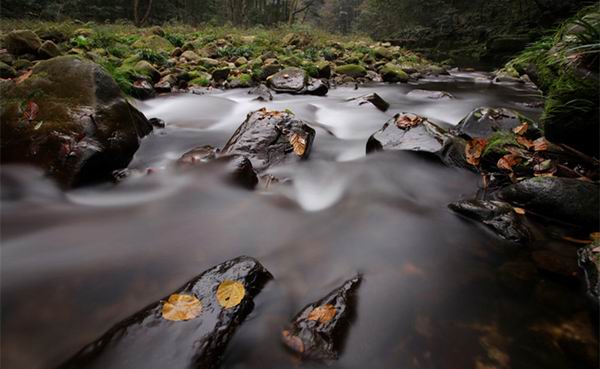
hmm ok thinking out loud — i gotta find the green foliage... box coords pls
[70,35,91,49]
[483,132,518,157]
[99,60,133,95]
[164,32,185,48]
[90,30,117,49]
[217,45,255,59]
[137,48,167,65]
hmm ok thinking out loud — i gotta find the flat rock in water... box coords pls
[448,199,531,243]
[498,177,599,230]
[366,113,448,155]
[453,107,538,139]
[268,67,307,94]
[57,256,273,369]
[282,275,361,359]
[248,84,273,101]
[221,108,315,172]
[347,93,389,111]
[306,78,329,96]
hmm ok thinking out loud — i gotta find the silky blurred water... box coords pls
[2,73,597,369]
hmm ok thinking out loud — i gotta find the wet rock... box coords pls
[366,113,448,155]
[365,70,382,82]
[306,78,329,96]
[212,67,230,82]
[221,108,316,172]
[578,241,600,299]
[281,275,361,359]
[531,250,578,278]
[5,30,42,56]
[498,177,599,230]
[154,74,177,93]
[248,84,272,101]
[134,60,160,83]
[259,59,283,79]
[448,200,531,243]
[177,145,219,166]
[0,56,151,188]
[148,118,166,129]
[315,61,331,78]
[347,93,389,111]
[406,89,453,100]
[268,67,307,94]
[379,63,409,83]
[0,61,17,78]
[57,256,273,369]
[38,40,61,59]
[453,107,538,139]
[131,79,156,100]
[335,64,367,78]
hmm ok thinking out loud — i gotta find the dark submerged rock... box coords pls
[268,67,307,94]
[57,256,273,369]
[448,200,531,243]
[348,93,389,111]
[281,275,361,359]
[248,84,273,101]
[221,108,316,172]
[498,177,599,230]
[0,56,152,188]
[306,78,329,96]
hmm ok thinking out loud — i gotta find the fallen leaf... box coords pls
[497,154,521,171]
[289,133,307,156]
[516,136,534,149]
[591,232,600,240]
[395,113,423,129]
[15,69,32,85]
[513,207,526,215]
[533,137,549,152]
[561,236,592,244]
[465,138,487,166]
[281,330,304,353]
[307,304,336,323]
[22,101,39,122]
[162,294,202,321]
[216,280,245,308]
[512,122,529,135]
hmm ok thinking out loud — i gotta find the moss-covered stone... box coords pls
[379,63,409,82]
[133,60,160,82]
[38,40,61,59]
[0,61,17,78]
[335,64,367,78]
[131,35,173,51]
[5,30,42,56]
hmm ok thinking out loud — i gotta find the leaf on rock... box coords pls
[533,137,549,152]
[497,154,521,171]
[395,113,423,129]
[513,207,526,215]
[22,101,39,122]
[516,136,534,149]
[512,122,529,136]
[307,304,336,323]
[162,294,202,321]
[465,138,487,166]
[216,280,245,308]
[289,132,307,156]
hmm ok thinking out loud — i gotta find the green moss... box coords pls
[335,64,367,77]
[190,77,211,86]
[482,132,518,157]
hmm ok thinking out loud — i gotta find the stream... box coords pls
[2,72,598,369]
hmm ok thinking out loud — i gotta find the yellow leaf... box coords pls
[289,133,307,156]
[162,294,202,321]
[216,280,245,308]
[513,207,526,215]
[307,304,336,323]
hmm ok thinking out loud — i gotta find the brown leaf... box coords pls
[307,304,336,323]
[497,154,521,171]
[15,69,32,85]
[289,132,307,156]
[162,294,202,321]
[465,138,487,166]
[516,136,534,149]
[512,122,529,135]
[561,236,592,244]
[281,330,304,353]
[22,101,39,122]
[591,232,600,240]
[533,137,549,152]
[513,207,526,215]
[395,113,423,129]
[216,280,245,308]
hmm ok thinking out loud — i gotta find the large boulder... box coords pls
[335,64,367,78]
[59,256,273,369]
[4,30,42,56]
[221,108,316,172]
[38,40,61,59]
[268,67,307,94]
[0,56,152,188]
[453,107,538,139]
[379,63,409,83]
[498,177,599,229]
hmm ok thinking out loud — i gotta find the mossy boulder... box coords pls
[131,35,173,51]
[0,61,17,78]
[38,40,61,59]
[5,30,42,56]
[228,73,252,88]
[335,64,367,78]
[315,61,331,78]
[181,50,201,62]
[373,47,392,60]
[198,57,220,69]
[0,56,151,188]
[380,63,409,82]
[133,60,160,82]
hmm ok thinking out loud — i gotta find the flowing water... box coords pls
[2,73,598,369]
